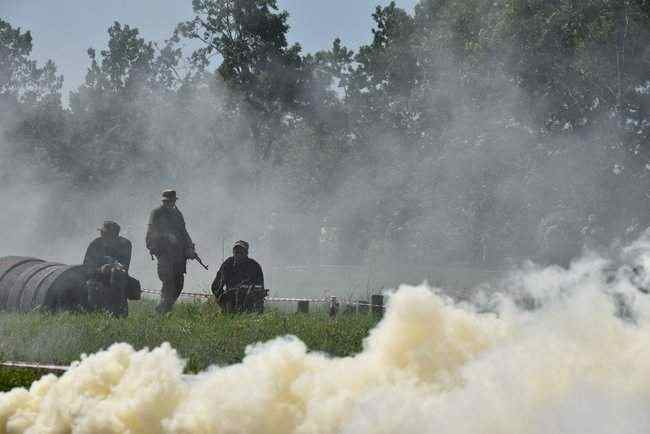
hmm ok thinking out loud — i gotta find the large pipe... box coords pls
[0,256,88,312]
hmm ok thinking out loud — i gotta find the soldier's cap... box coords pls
[98,220,120,234]
[161,189,178,201]
[233,240,249,252]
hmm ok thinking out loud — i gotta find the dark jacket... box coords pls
[145,205,194,258]
[211,257,264,295]
[83,236,132,272]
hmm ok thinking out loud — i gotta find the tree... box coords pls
[501,0,650,132]
[347,2,420,136]
[0,18,65,181]
[67,22,183,186]
[0,18,63,105]
[179,0,306,161]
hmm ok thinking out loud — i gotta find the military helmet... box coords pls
[161,189,178,201]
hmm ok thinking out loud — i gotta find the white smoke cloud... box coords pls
[4,237,650,434]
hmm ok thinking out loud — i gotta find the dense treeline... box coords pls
[2,0,650,269]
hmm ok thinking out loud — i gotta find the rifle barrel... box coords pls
[195,256,209,270]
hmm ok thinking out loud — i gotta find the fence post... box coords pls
[329,296,339,318]
[357,300,369,314]
[297,300,309,314]
[371,294,384,317]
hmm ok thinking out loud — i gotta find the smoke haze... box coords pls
[0,62,640,296]
[3,3,650,432]
[2,1,649,297]
[4,232,650,433]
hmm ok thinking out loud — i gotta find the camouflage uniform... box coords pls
[83,222,140,317]
[146,193,195,313]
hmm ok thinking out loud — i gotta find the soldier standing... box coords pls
[146,190,197,313]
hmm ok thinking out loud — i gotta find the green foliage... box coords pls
[178,0,306,161]
[355,2,419,99]
[0,367,51,392]
[64,22,186,185]
[0,301,378,376]
[0,18,66,188]
[0,18,32,95]
[2,0,650,268]
[502,0,650,131]
[0,19,63,103]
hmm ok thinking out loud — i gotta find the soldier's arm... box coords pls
[177,209,195,249]
[83,240,101,271]
[145,209,161,252]
[211,262,226,296]
[255,262,265,288]
[120,239,132,271]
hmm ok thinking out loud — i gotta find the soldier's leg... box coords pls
[176,272,185,294]
[167,272,184,306]
[87,270,112,313]
[156,256,175,314]
[157,279,176,313]
[85,278,102,312]
[156,267,184,314]
[125,275,142,300]
[253,290,265,314]
[221,293,236,314]
[107,268,128,317]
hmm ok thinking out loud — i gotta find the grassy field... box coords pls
[0,367,52,392]
[0,299,379,390]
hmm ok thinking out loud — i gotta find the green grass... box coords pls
[0,300,379,390]
[0,367,52,392]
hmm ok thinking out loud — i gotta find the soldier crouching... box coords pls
[83,220,141,317]
[211,240,267,313]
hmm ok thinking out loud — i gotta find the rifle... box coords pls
[193,253,209,270]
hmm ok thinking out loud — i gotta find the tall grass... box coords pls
[0,368,51,392]
[0,300,379,375]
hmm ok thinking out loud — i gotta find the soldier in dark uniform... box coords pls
[146,189,197,313]
[83,220,141,316]
[211,240,266,313]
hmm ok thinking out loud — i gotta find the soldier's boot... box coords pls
[156,274,183,314]
[156,283,175,314]
[155,299,173,314]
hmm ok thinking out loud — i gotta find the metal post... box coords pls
[329,296,339,318]
[371,294,384,317]
[357,300,369,314]
[297,300,309,314]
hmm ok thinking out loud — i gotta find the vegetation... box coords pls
[2,0,649,271]
[0,367,49,392]
[2,0,650,388]
[0,300,378,382]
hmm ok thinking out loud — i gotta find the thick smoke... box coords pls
[0,77,279,293]
[4,234,650,433]
[1,2,649,297]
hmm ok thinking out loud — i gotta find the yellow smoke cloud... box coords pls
[2,282,650,434]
